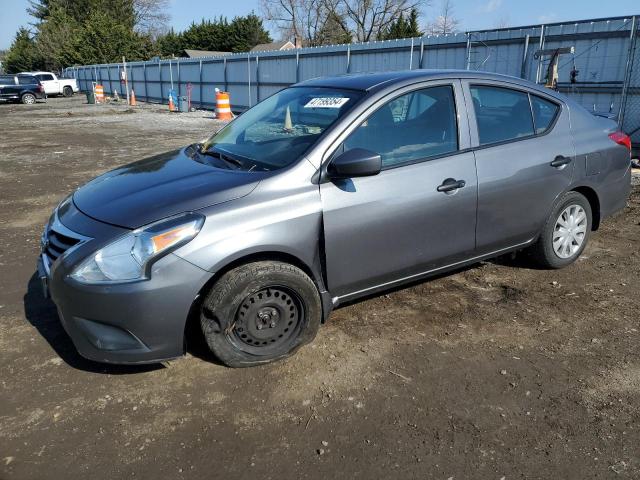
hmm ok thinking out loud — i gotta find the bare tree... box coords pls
[261,0,348,46]
[339,0,428,42]
[264,0,427,44]
[133,0,170,38]
[426,0,459,35]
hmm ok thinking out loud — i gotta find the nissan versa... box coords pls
[38,70,632,367]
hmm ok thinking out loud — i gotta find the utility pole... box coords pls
[122,56,130,105]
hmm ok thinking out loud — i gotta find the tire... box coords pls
[21,93,36,105]
[63,86,73,97]
[200,261,322,367]
[528,191,592,269]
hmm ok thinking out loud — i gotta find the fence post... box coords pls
[409,38,414,70]
[466,33,472,70]
[620,15,637,128]
[223,57,228,93]
[177,59,181,97]
[255,55,260,103]
[159,61,163,104]
[296,50,300,82]
[346,45,351,73]
[199,59,203,108]
[143,62,147,102]
[419,39,425,69]
[521,34,530,79]
[247,55,252,108]
[535,25,545,84]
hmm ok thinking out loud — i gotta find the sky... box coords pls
[1,0,639,50]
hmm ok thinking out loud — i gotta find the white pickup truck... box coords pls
[21,71,79,97]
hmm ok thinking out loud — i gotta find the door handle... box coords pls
[550,156,572,168]
[437,178,466,193]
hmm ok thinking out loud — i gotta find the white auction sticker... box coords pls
[304,97,350,108]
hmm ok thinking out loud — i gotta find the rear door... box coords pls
[0,76,18,100]
[37,73,58,94]
[320,81,478,299]
[462,81,575,253]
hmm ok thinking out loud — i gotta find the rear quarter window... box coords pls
[531,95,560,134]
[18,76,37,85]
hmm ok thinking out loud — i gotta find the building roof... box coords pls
[250,41,295,52]
[183,49,232,58]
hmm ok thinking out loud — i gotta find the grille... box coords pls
[43,226,82,263]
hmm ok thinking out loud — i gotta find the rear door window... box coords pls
[530,95,560,134]
[343,85,459,168]
[39,74,55,81]
[18,76,36,85]
[470,86,534,145]
[0,75,16,85]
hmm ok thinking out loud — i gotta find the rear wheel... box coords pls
[62,86,73,97]
[529,191,592,268]
[21,93,36,105]
[200,261,322,367]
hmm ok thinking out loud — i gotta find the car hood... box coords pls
[73,147,263,229]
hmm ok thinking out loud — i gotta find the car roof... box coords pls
[295,69,559,98]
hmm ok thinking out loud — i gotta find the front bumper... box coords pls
[40,202,212,364]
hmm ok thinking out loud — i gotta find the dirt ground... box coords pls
[1,96,639,480]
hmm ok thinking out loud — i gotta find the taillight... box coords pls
[609,131,631,151]
[38,83,44,92]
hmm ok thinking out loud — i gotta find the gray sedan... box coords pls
[38,70,632,367]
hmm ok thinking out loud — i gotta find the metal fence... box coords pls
[620,17,640,149]
[64,15,639,146]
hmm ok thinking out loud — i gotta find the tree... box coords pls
[155,28,184,57]
[315,10,352,45]
[154,14,272,57]
[426,0,459,35]
[3,28,40,73]
[380,8,422,40]
[261,0,346,47]
[339,0,428,42]
[227,14,272,52]
[133,0,170,38]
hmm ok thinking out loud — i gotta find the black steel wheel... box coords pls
[63,86,73,97]
[229,286,304,355]
[200,261,322,367]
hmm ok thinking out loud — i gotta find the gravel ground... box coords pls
[1,96,640,480]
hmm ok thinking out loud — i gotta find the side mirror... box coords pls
[327,148,382,179]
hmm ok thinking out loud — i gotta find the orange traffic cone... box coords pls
[130,89,136,106]
[168,94,175,112]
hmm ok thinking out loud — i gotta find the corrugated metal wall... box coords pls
[64,15,639,140]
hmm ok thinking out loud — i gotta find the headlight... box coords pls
[70,213,204,284]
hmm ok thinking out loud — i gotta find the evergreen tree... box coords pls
[380,8,423,40]
[315,11,352,46]
[227,14,272,52]
[155,28,184,57]
[4,28,41,73]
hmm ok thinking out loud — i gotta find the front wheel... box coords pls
[63,86,73,97]
[200,261,322,367]
[528,191,592,269]
[21,93,36,105]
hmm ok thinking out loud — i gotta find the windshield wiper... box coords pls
[197,144,244,169]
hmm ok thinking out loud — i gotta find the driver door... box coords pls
[320,81,478,300]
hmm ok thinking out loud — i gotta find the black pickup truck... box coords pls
[0,74,46,104]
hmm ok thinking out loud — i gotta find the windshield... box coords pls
[200,87,363,171]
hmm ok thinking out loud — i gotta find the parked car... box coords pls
[21,71,78,97]
[0,74,46,104]
[38,70,632,367]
